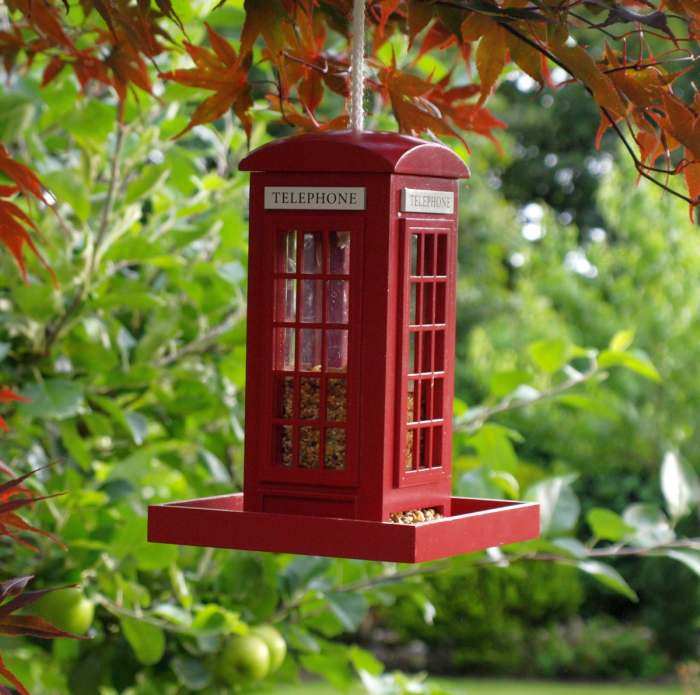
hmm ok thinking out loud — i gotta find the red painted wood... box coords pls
[240,131,471,179]
[148,495,540,563]
[148,131,539,561]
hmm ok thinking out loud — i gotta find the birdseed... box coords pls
[389,507,443,524]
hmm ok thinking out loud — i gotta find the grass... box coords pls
[272,678,683,695]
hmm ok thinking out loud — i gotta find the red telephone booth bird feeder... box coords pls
[147,131,539,563]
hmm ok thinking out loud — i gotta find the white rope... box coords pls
[350,0,366,132]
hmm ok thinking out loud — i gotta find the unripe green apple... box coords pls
[34,588,94,635]
[217,634,270,685]
[250,625,287,672]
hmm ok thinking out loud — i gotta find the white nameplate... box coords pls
[401,188,454,215]
[265,187,366,211]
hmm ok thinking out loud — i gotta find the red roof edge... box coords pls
[240,131,470,179]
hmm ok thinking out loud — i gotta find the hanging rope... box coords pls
[350,0,366,132]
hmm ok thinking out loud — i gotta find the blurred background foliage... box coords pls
[0,2,698,693]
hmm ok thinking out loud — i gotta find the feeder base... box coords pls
[147,494,539,563]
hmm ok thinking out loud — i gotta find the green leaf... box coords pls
[348,646,384,677]
[171,656,211,691]
[664,549,700,576]
[120,616,166,666]
[598,349,661,381]
[623,503,675,548]
[58,420,91,471]
[20,379,84,420]
[525,474,579,535]
[528,338,571,373]
[577,560,638,601]
[466,423,520,472]
[587,508,634,542]
[43,170,91,221]
[326,592,368,632]
[609,329,634,352]
[661,451,699,519]
[125,165,168,204]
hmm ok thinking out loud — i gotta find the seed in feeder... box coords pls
[389,507,443,524]
[299,427,320,469]
[300,377,320,419]
[327,378,347,422]
[275,425,294,467]
[405,390,415,470]
[325,428,346,470]
[278,376,295,419]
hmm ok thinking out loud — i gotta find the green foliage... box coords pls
[0,4,699,694]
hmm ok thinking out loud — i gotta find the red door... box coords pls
[395,218,456,487]
[260,214,364,489]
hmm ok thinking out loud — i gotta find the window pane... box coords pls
[409,283,418,325]
[433,378,444,419]
[418,428,430,469]
[299,427,320,468]
[435,282,446,324]
[300,376,320,419]
[329,231,351,274]
[327,378,347,421]
[275,328,295,371]
[405,429,415,471]
[421,332,433,373]
[432,426,443,468]
[275,279,296,322]
[407,380,418,424]
[275,375,295,419]
[437,235,448,276]
[274,425,294,467]
[326,329,348,372]
[302,232,322,274]
[299,329,322,371]
[410,234,419,276]
[325,428,346,470]
[279,231,297,273]
[326,280,349,324]
[424,235,436,276]
[409,331,418,374]
[300,279,322,323]
[420,380,431,421]
[434,331,445,372]
[422,283,434,325]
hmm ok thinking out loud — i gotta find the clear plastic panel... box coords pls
[302,233,322,274]
[275,279,297,322]
[326,280,349,324]
[275,328,295,371]
[300,279,322,323]
[325,329,348,372]
[329,231,351,274]
[299,328,322,371]
[279,231,297,273]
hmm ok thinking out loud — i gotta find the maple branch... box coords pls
[156,304,247,367]
[493,21,696,206]
[454,355,602,435]
[43,121,126,355]
[89,122,125,284]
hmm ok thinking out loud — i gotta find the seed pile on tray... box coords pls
[389,507,443,524]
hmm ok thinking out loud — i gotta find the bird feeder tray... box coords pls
[148,493,539,563]
[147,131,540,562]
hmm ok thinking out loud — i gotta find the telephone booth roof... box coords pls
[239,130,470,179]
